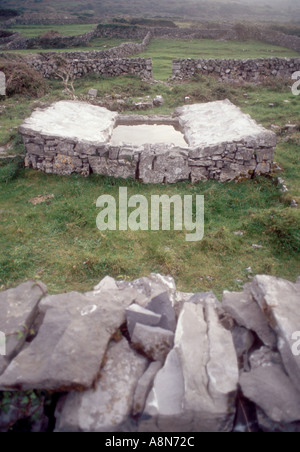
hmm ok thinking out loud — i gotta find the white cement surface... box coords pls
[176,99,276,147]
[20,101,118,143]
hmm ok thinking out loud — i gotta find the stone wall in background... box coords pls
[0,273,299,432]
[172,57,300,82]
[23,56,153,80]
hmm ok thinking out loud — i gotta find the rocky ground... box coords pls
[0,272,299,432]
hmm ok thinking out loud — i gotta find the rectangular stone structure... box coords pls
[0,72,5,96]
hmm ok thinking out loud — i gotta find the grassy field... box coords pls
[137,38,299,80]
[0,69,299,297]
[11,24,97,37]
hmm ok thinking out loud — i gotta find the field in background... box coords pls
[137,38,299,80]
[11,24,97,37]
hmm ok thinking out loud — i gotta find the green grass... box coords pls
[137,38,299,80]
[0,72,299,298]
[11,24,97,37]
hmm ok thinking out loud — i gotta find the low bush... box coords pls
[0,57,48,97]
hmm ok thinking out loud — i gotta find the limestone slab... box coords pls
[251,275,300,392]
[0,288,140,391]
[19,101,118,144]
[175,99,277,148]
[131,323,174,361]
[222,283,276,348]
[126,304,162,337]
[55,338,148,432]
[140,302,239,432]
[0,281,46,375]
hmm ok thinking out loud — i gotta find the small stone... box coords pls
[233,231,244,236]
[132,361,162,415]
[146,292,176,332]
[88,88,98,98]
[126,304,162,338]
[290,199,298,208]
[252,244,263,249]
[153,95,164,106]
[131,323,174,362]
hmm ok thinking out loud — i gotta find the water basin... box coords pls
[110,124,187,147]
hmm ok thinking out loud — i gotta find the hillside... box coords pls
[1,0,300,23]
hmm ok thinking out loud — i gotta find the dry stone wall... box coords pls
[24,55,153,80]
[0,273,299,432]
[172,57,300,82]
[13,32,152,80]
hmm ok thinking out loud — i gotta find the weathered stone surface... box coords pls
[146,291,176,332]
[231,326,255,360]
[0,288,140,391]
[55,338,148,432]
[140,302,239,432]
[0,71,5,96]
[138,147,190,184]
[131,323,174,361]
[117,273,176,308]
[153,95,164,106]
[240,348,300,424]
[133,361,162,416]
[0,281,47,376]
[20,102,275,182]
[88,88,98,98]
[175,100,277,149]
[251,275,300,392]
[222,283,276,348]
[126,304,161,337]
[19,101,118,144]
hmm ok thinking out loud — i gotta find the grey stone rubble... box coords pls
[0,71,5,96]
[0,273,299,432]
[19,99,276,183]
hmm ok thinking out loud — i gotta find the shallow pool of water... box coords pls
[110,124,187,147]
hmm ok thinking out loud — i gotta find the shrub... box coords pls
[0,57,48,97]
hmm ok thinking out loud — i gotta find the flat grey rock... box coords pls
[55,338,148,432]
[133,361,162,415]
[131,323,174,362]
[174,99,277,148]
[0,288,140,391]
[231,326,255,359]
[19,101,118,144]
[126,303,162,338]
[146,291,176,332]
[140,302,239,432]
[139,349,186,432]
[222,283,276,348]
[251,275,300,391]
[240,361,300,424]
[0,281,47,375]
[117,274,176,308]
